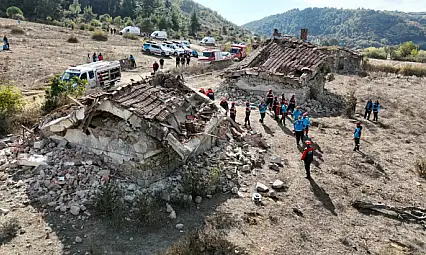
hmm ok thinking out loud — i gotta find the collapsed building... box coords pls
[223,37,363,103]
[39,74,226,187]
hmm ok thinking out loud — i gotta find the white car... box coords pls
[181,40,191,48]
[162,43,185,56]
[145,44,172,57]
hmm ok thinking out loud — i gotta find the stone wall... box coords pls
[324,49,363,74]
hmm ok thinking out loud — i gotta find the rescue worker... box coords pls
[229,102,237,122]
[280,94,288,106]
[86,53,91,63]
[259,100,267,124]
[265,89,274,111]
[219,97,229,115]
[294,115,305,146]
[244,101,251,127]
[130,55,136,68]
[280,101,288,125]
[98,53,103,61]
[292,106,302,120]
[274,100,281,122]
[176,56,180,68]
[186,55,190,66]
[302,112,311,138]
[288,95,296,114]
[272,96,279,116]
[301,140,314,179]
[353,121,362,151]
[181,55,186,67]
[92,52,98,62]
[159,58,165,69]
[153,61,160,73]
[206,88,215,100]
[372,101,380,122]
[364,99,373,120]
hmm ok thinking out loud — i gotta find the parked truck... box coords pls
[61,61,121,88]
[198,49,224,62]
[230,44,247,61]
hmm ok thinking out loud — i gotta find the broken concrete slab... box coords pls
[256,182,269,192]
[17,154,48,167]
[270,155,282,164]
[272,180,284,189]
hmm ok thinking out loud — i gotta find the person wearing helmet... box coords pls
[244,101,251,127]
[372,101,380,122]
[302,112,311,138]
[229,102,237,122]
[258,100,267,124]
[293,106,302,120]
[280,101,288,125]
[294,115,305,146]
[364,99,373,120]
[220,97,229,115]
[288,94,296,114]
[353,122,363,151]
[265,89,274,111]
[300,140,314,179]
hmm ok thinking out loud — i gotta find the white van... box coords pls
[199,37,216,46]
[151,31,168,40]
[120,26,141,36]
[61,61,121,88]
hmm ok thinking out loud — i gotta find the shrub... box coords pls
[90,19,101,28]
[343,89,357,118]
[79,23,85,30]
[51,20,63,27]
[91,30,108,41]
[133,195,165,226]
[415,157,426,179]
[42,75,86,113]
[67,35,79,43]
[0,85,25,135]
[123,33,139,40]
[10,26,24,34]
[0,217,20,243]
[6,6,24,19]
[94,182,124,218]
[363,47,387,60]
[88,25,95,31]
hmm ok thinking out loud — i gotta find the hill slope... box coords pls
[243,7,426,49]
[0,0,248,40]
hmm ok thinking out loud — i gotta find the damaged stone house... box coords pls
[39,74,226,187]
[224,37,363,103]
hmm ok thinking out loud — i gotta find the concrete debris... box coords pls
[33,140,46,149]
[272,180,284,189]
[0,141,7,150]
[75,236,82,243]
[269,163,280,171]
[242,164,251,172]
[70,205,80,216]
[269,155,282,164]
[0,208,10,215]
[17,154,47,167]
[256,182,269,192]
[166,203,174,213]
[175,223,184,230]
[195,196,202,204]
[169,210,177,220]
[268,190,277,198]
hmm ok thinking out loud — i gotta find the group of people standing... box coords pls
[87,53,104,63]
[364,99,381,122]
[176,55,191,68]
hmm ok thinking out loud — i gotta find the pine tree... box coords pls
[171,10,179,31]
[190,12,200,36]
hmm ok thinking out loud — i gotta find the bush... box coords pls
[51,20,63,27]
[363,62,426,77]
[67,35,79,43]
[88,25,95,31]
[42,75,86,113]
[6,6,24,19]
[363,47,387,60]
[0,85,25,135]
[10,26,24,34]
[90,19,101,28]
[91,30,107,41]
[123,33,139,40]
[79,23,85,30]
[343,89,357,118]
[415,157,426,179]
[0,217,20,243]
[133,195,165,226]
[94,182,124,218]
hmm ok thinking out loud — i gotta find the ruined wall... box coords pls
[324,49,363,74]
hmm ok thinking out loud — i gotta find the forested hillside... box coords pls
[243,7,426,49]
[0,0,249,40]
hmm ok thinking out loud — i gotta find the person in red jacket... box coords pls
[274,100,281,122]
[206,88,215,100]
[199,88,206,95]
[300,140,314,179]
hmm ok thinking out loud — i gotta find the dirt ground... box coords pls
[1,18,426,255]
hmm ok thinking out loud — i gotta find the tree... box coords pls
[171,11,179,31]
[139,17,154,32]
[99,14,112,23]
[190,12,200,36]
[113,16,123,26]
[124,16,134,26]
[158,16,169,30]
[222,26,227,35]
[165,0,171,8]
[398,41,418,57]
[6,6,24,19]
[139,0,160,17]
[83,6,96,23]
[69,0,81,19]
[120,0,136,18]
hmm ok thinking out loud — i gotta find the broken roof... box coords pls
[81,75,193,122]
[233,37,328,76]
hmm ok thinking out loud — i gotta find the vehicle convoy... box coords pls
[61,61,121,88]
[145,44,172,57]
[162,42,185,56]
[199,37,216,46]
[120,26,140,36]
[230,44,247,60]
[198,49,224,62]
[151,31,168,40]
